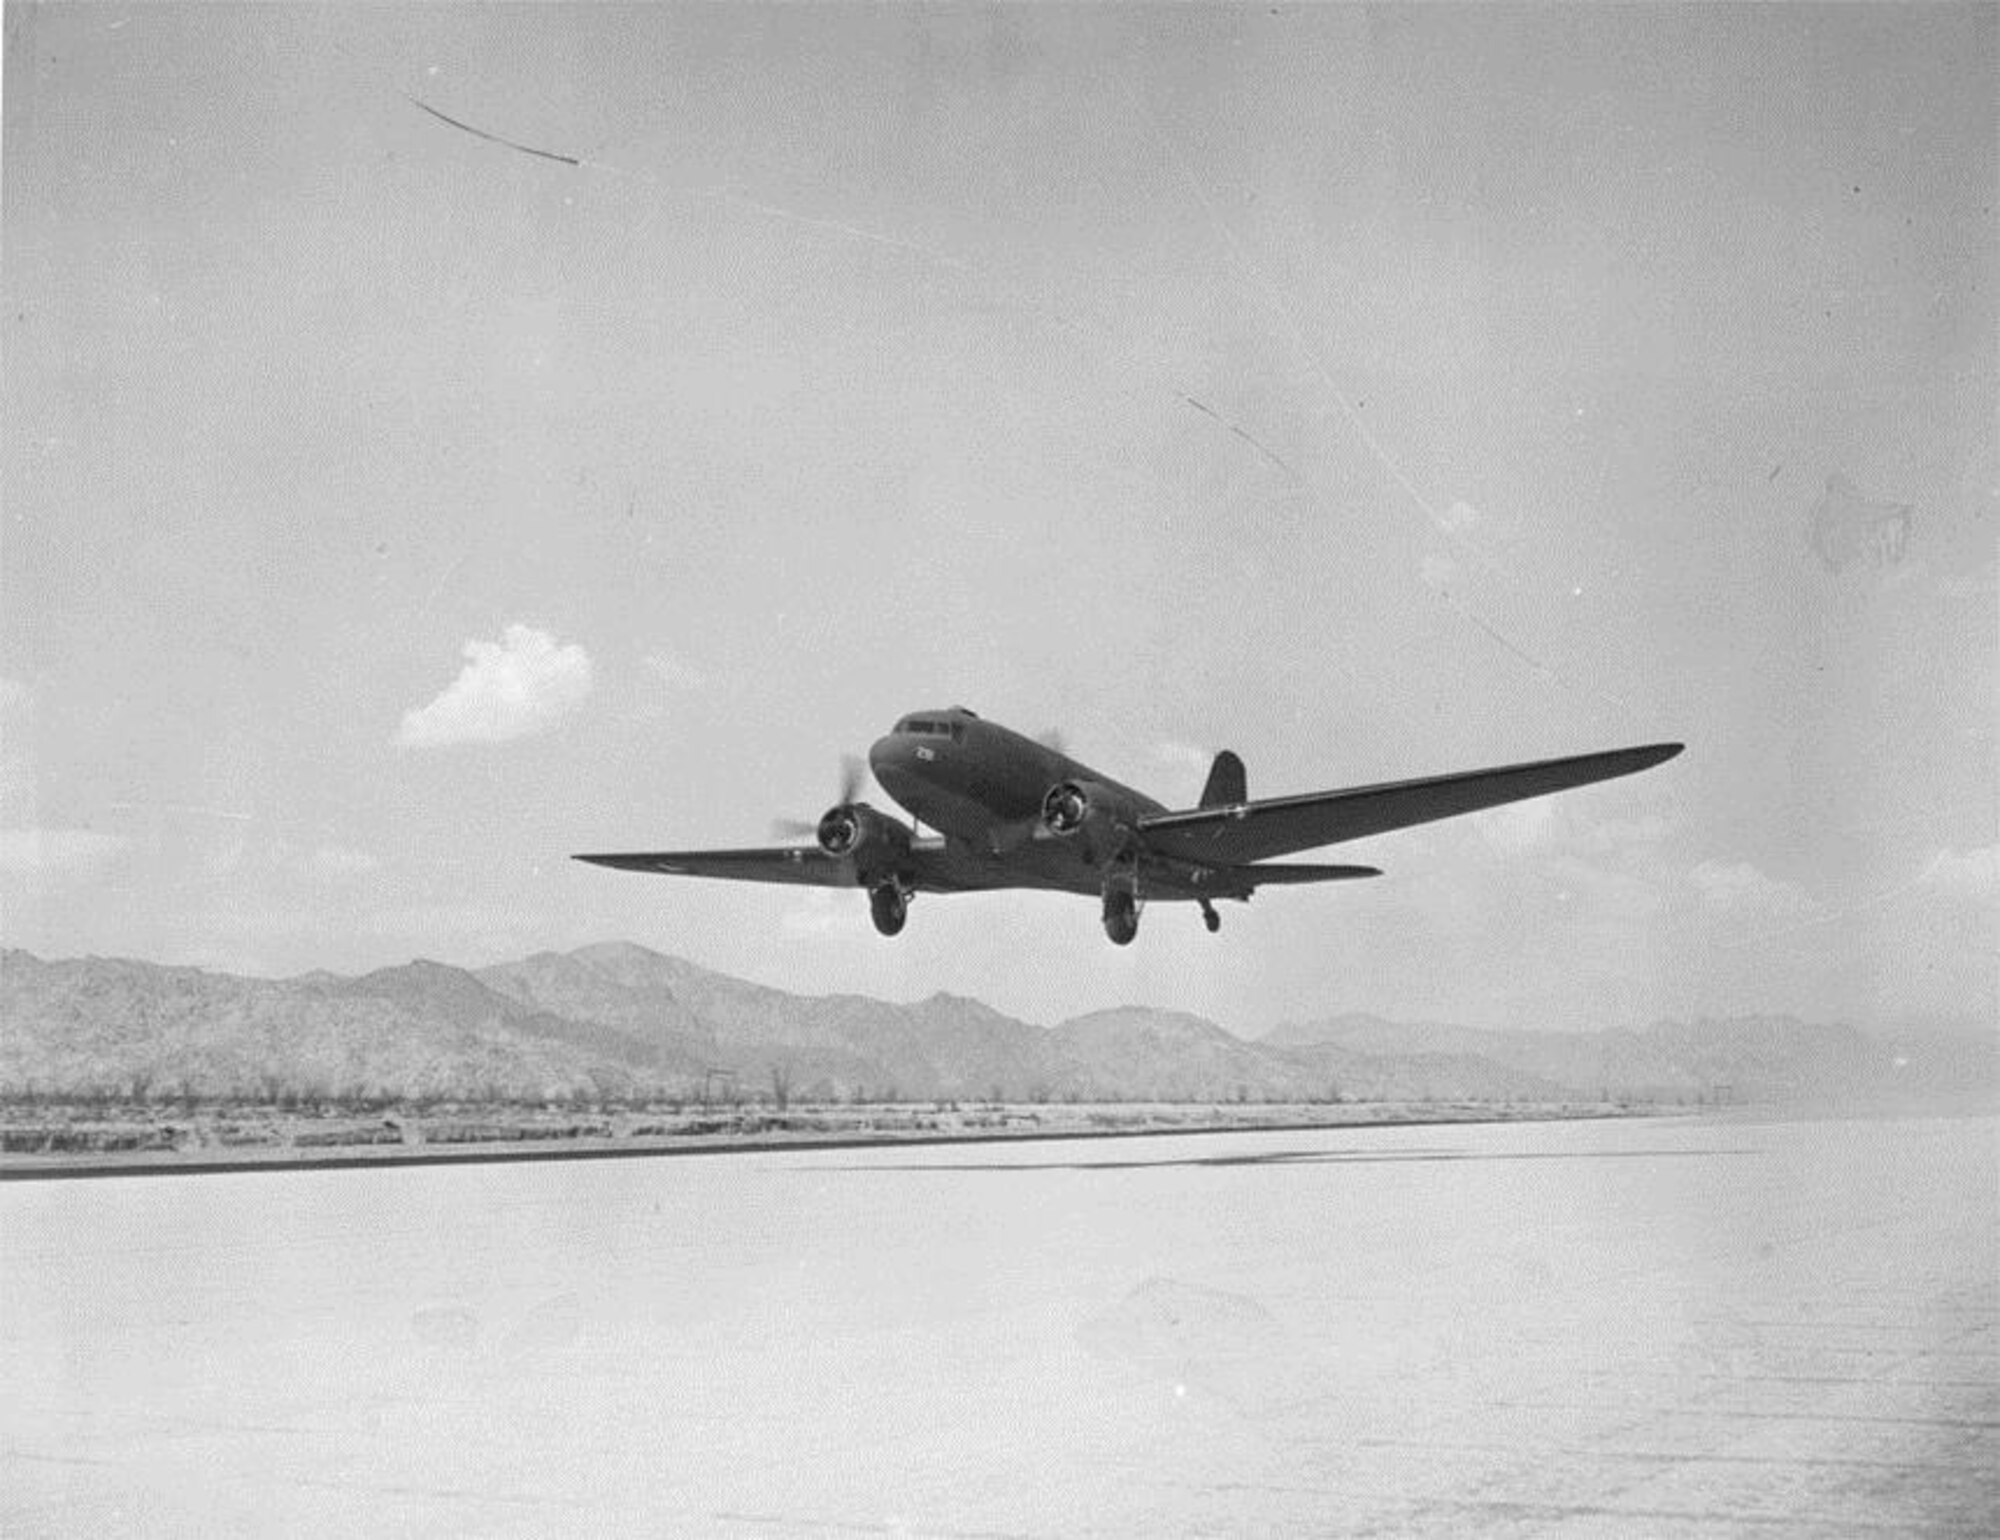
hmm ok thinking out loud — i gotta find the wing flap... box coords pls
[1140,742,1682,865]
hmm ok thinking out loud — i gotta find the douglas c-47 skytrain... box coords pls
[576,707,1682,945]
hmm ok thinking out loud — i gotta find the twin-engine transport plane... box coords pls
[576,708,1683,945]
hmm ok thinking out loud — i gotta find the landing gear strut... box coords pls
[1199,899,1222,934]
[869,882,908,937]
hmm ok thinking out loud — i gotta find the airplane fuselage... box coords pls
[867,707,1164,850]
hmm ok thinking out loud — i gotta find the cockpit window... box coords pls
[897,717,952,737]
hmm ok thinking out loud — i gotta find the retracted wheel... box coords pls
[869,882,908,937]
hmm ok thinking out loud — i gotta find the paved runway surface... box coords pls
[3,1112,1994,1537]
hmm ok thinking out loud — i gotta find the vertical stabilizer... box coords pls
[1199,751,1246,808]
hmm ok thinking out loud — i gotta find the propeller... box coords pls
[771,753,868,840]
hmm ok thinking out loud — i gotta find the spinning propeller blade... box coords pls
[770,753,870,840]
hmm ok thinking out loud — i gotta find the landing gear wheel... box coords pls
[869,883,908,937]
[1200,900,1222,934]
[1102,887,1139,946]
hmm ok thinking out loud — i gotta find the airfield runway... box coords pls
[2,1112,1994,1537]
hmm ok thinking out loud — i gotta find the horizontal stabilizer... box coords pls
[1234,861,1381,886]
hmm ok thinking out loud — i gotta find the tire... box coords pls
[869,884,907,936]
[1102,889,1139,946]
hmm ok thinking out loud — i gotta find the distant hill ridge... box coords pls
[0,945,1986,1109]
[1265,1012,1896,1103]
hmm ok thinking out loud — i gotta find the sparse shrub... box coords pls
[294,1125,401,1149]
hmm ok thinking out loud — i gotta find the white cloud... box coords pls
[780,888,871,938]
[0,681,31,821]
[1151,740,1211,773]
[1419,551,1461,592]
[1689,859,1815,919]
[1542,852,1672,925]
[397,625,593,748]
[1934,567,1995,600]
[0,828,129,880]
[1919,844,1998,901]
[1470,797,1557,852]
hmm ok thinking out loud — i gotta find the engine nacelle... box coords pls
[816,802,911,868]
[1041,780,1091,837]
[1041,780,1137,859]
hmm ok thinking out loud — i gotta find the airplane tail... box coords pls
[1199,751,1246,809]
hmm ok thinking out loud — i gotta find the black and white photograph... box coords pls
[3,4,1994,1535]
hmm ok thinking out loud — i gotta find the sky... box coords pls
[3,4,1993,1036]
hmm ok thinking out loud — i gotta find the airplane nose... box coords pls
[868,734,911,795]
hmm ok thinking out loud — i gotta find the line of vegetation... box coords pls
[0,1066,1715,1116]
[0,1087,1665,1163]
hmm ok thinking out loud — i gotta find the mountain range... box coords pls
[0,943,1988,1110]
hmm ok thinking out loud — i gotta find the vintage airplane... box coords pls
[576,707,1682,945]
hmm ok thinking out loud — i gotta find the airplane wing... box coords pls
[574,846,862,888]
[1137,743,1682,866]
[573,838,969,891]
